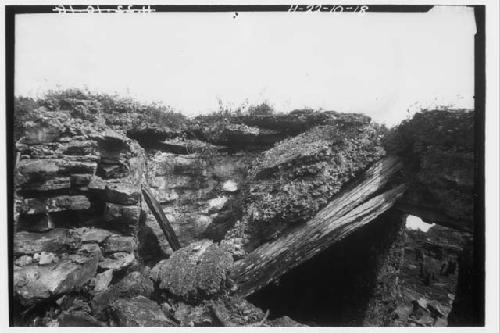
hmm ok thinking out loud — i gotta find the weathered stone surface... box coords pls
[23,123,61,144]
[99,129,130,149]
[21,195,91,215]
[127,126,180,147]
[150,240,233,301]
[16,213,55,232]
[91,271,155,315]
[99,252,135,270]
[57,159,99,175]
[384,109,474,230]
[72,227,111,243]
[233,118,386,248]
[21,177,71,192]
[104,182,140,205]
[16,159,60,186]
[15,255,33,267]
[103,202,141,223]
[102,235,136,253]
[94,269,114,292]
[91,271,154,317]
[194,121,283,149]
[363,221,467,327]
[70,173,93,187]
[14,254,98,305]
[160,138,226,154]
[57,311,107,327]
[88,176,106,192]
[34,251,59,265]
[62,140,97,155]
[14,229,74,255]
[269,316,307,327]
[98,163,127,179]
[78,243,103,260]
[107,296,176,327]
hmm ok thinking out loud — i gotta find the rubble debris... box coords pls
[14,252,98,305]
[12,92,476,327]
[107,296,177,327]
[150,240,233,302]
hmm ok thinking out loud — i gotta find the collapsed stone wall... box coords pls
[11,94,477,327]
[13,107,146,319]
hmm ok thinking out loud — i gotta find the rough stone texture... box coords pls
[13,94,146,324]
[14,253,98,305]
[12,93,476,327]
[102,235,136,254]
[56,311,107,327]
[160,138,227,154]
[91,271,155,315]
[99,252,135,270]
[150,241,234,302]
[384,109,474,230]
[14,229,75,255]
[104,181,141,205]
[94,269,114,292]
[268,316,308,327]
[108,296,176,327]
[227,115,386,250]
[103,202,141,224]
[141,150,252,258]
[363,222,468,327]
[71,227,111,243]
[21,195,91,215]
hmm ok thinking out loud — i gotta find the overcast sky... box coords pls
[15,6,475,125]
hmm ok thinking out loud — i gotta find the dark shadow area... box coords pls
[247,210,404,326]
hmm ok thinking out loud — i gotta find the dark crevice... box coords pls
[247,210,404,326]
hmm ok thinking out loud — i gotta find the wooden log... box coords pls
[141,185,181,251]
[231,156,406,297]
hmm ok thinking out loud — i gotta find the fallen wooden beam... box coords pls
[231,156,406,297]
[142,185,181,251]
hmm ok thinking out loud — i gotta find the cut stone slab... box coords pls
[99,252,135,270]
[21,177,71,192]
[72,227,111,243]
[159,138,226,154]
[14,229,74,255]
[16,159,60,186]
[14,254,98,306]
[23,124,60,144]
[94,269,114,292]
[21,195,91,215]
[108,296,176,327]
[62,140,97,155]
[102,235,136,253]
[103,202,141,223]
[104,182,141,205]
[34,252,59,265]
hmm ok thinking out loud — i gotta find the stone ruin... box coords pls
[10,94,479,327]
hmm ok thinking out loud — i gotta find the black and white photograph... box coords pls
[1,0,499,329]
